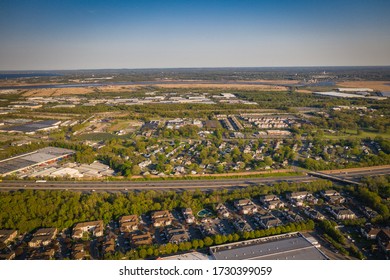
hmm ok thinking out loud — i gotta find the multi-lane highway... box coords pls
[0,175,315,192]
[0,165,389,192]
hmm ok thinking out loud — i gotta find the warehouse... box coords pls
[0,147,75,175]
[0,120,61,134]
[210,232,328,260]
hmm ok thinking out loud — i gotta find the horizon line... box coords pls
[1,65,390,72]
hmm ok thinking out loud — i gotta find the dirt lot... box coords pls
[21,85,140,97]
[337,81,390,92]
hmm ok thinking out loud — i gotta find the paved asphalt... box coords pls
[0,167,389,192]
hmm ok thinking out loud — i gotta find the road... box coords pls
[0,166,389,192]
[0,176,315,192]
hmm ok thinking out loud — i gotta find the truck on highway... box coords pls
[35,180,47,183]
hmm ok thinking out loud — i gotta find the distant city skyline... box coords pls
[1,0,390,71]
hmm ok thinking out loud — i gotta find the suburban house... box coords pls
[286,191,318,206]
[255,214,282,229]
[377,229,390,258]
[119,215,139,232]
[0,229,18,244]
[152,210,173,227]
[321,190,345,204]
[182,208,195,224]
[260,195,285,210]
[131,232,153,246]
[166,225,190,244]
[234,199,258,215]
[304,208,325,220]
[216,203,230,218]
[232,218,252,232]
[103,238,116,255]
[326,205,356,220]
[361,225,381,240]
[72,220,104,239]
[28,228,57,248]
[72,243,86,260]
[283,211,304,222]
[359,206,379,219]
[0,251,16,260]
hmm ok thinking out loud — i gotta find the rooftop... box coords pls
[210,232,327,260]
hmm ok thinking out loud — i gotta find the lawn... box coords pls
[322,129,390,140]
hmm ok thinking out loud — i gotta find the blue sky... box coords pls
[0,0,389,70]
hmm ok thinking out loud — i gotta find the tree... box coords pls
[192,239,199,250]
[204,236,213,247]
[131,165,141,176]
[139,248,147,259]
[264,156,273,166]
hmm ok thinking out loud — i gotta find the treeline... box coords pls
[0,180,332,233]
[355,187,390,223]
[319,220,364,259]
[106,220,315,260]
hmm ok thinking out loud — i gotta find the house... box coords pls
[182,208,195,224]
[359,206,379,219]
[304,208,325,220]
[377,229,390,258]
[166,225,190,244]
[286,191,318,206]
[216,203,230,218]
[30,248,56,260]
[321,190,340,197]
[234,199,258,215]
[0,251,16,260]
[151,210,173,227]
[283,211,304,223]
[0,229,18,244]
[119,215,139,232]
[259,195,285,210]
[321,190,345,204]
[72,243,86,260]
[28,228,57,248]
[72,220,104,239]
[260,195,279,203]
[327,206,356,220]
[103,238,116,254]
[361,225,381,240]
[232,218,252,232]
[131,232,153,246]
[255,215,282,229]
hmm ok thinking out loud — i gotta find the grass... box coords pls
[77,133,117,141]
[322,129,390,140]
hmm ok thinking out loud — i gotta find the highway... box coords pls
[0,175,315,192]
[0,166,389,192]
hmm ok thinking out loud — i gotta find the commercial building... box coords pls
[210,232,328,260]
[0,147,75,176]
[0,120,61,134]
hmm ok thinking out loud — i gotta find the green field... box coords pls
[323,129,390,140]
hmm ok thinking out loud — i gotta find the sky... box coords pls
[0,0,390,70]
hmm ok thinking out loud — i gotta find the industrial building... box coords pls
[210,232,328,260]
[0,120,61,134]
[0,147,75,176]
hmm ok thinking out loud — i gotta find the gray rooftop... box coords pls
[211,234,327,260]
[0,147,75,175]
